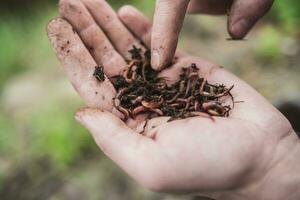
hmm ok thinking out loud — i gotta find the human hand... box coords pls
[47,0,300,199]
[151,0,274,70]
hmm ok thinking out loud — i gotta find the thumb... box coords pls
[228,0,274,39]
[75,108,163,190]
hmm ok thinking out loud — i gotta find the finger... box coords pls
[75,108,166,191]
[187,0,232,15]
[59,0,126,77]
[47,18,116,110]
[118,5,186,59]
[228,0,274,39]
[81,0,145,60]
[151,0,190,71]
[118,5,152,48]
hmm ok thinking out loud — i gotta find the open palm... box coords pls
[47,0,295,198]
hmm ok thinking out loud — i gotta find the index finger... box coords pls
[151,0,190,71]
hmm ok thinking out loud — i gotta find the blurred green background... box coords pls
[0,0,299,199]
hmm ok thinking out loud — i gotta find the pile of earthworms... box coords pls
[94,46,234,122]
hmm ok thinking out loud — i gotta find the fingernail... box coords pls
[75,112,84,124]
[75,108,90,124]
[151,50,160,69]
[75,111,94,134]
[231,18,251,39]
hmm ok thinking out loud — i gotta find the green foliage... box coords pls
[107,0,155,15]
[255,26,281,62]
[271,0,300,34]
[29,102,94,170]
[0,112,16,154]
[0,9,57,90]
[0,20,26,89]
[0,7,95,169]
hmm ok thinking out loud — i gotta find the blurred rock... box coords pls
[278,102,300,137]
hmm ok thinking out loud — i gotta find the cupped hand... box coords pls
[152,0,274,70]
[47,0,297,199]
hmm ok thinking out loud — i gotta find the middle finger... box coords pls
[82,0,146,60]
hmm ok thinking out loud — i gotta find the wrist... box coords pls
[197,130,300,200]
[242,130,300,200]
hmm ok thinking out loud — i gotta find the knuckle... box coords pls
[264,0,274,6]
[158,0,189,8]
[159,0,188,4]
[59,0,75,13]
[257,0,274,13]
[59,0,83,18]
[79,23,98,39]
[102,51,122,66]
